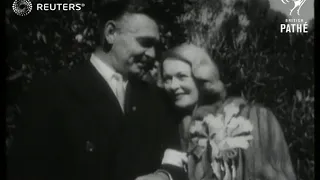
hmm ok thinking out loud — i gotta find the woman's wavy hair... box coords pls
[158,43,227,102]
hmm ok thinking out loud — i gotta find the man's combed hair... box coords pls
[97,0,160,27]
[98,0,132,24]
[96,0,161,47]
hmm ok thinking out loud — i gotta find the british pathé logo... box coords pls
[280,0,308,33]
[281,0,306,16]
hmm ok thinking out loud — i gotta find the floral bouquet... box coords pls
[187,102,254,180]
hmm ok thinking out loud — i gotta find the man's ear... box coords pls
[104,20,117,44]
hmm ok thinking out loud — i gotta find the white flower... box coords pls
[189,120,204,134]
[203,114,224,137]
[218,135,253,150]
[189,102,254,162]
[209,139,220,157]
[207,107,253,157]
[226,116,253,137]
[223,103,240,124]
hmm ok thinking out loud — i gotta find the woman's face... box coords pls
[162,58,199,110]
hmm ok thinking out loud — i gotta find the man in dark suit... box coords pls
[7,1,186,180]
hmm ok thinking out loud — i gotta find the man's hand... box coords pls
[135,172,170,180]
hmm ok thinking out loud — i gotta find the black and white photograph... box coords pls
[5,0,314,180]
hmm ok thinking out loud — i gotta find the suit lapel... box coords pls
[123,77,148,115]
[77,61,123,114]
[69,62,154,133]
[72,62,149,117]
[124,82,132,114]
[67,60,125,137]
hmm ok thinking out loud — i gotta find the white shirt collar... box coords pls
[90,53,116,83]
[90,53,128,88]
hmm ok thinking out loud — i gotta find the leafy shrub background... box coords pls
[6,0,314,179]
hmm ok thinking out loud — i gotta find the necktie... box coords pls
[112,73,125,112]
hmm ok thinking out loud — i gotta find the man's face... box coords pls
[110,13,160,79]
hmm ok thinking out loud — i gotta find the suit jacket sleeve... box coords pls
[7,75,66,180]
[241,105,297,180]
[155,89,188,180]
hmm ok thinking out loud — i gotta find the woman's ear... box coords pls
[104,20,117,44]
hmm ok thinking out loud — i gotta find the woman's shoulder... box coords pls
[222,96,272,112]
[221,97,276,122]
[193,96,276,123]
[222,97,283,142]
[221,96,247,108]
[194,97,251,118]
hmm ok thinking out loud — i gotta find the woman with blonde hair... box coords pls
[156,43,296,180]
